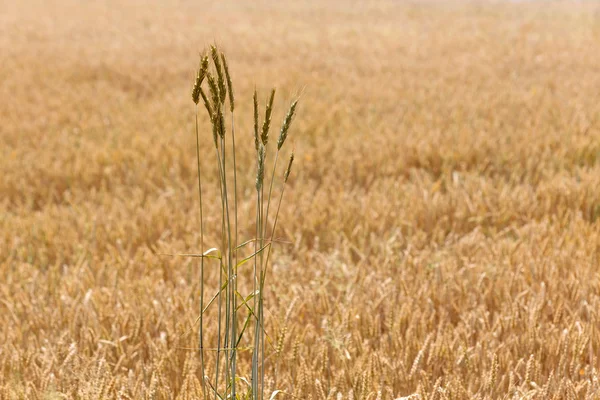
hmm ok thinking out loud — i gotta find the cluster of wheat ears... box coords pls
[189,45,298,400]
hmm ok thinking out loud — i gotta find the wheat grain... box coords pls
[211,45,227,104]
[221,52,234,112]
[277,99,298,150]
[256,144,266,191]
[192,55,209,105]
[261,88,276,146]
[284,152,294,183]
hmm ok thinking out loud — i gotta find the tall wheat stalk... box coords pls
[190,45,299,400]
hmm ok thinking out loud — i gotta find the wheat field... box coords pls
[2,0,600,399]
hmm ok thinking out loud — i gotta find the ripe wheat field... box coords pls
[2,1,600,399]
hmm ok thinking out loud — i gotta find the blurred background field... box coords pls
[2,1,600,398]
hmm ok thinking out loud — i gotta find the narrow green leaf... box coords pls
[236,243,270,269]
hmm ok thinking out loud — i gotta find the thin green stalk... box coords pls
[220,134,231,397]
[252,187,264,400]
[259,155,293,399]
[194,110,207,399]
[216,121,234,398]
[207,60,231,399]
[263,151,280,240]
[260,274,265,400]
[263,180,288,276]
[220,50,239,398]
[214,141,226,400]
[251,194,259,398]
[230,110,239,398]
[258,148,271,400]
[259,180,266,400]
[252,101,262,399]
[215,260,223,398]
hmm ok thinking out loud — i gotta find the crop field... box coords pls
[2,0,600,399]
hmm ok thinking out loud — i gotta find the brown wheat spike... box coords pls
[566,380,577,400]
[216,106,226,139]
[416,382,427,400]
[261,88,276,146]
[315,379,326,400]
[462,346,471,373]
[542,371,555,398]
[277,325,288,355]
[489,353,499,391]
[284,152,294,183]
[256,144,266,191]
[291,338,300,366]
[211,109,220,147]
[410,335,432,378]
[277,99,299,150]
[583,380,592,400]
[202,86,218,145]
[206,71,220,111]
[192,54,209,104]
[319,345,329,377]
[298,360,309,394]
[221,51,234,112]
[210,45,227,104]
[199,88,213,121]
[253,89,260,151]
[525,354,535,386]
[431,377,442,400]
[507,371,515,395]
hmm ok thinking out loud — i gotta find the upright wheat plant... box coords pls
[190,45,299,400]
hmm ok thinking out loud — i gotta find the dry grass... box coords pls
[2,0,600,399]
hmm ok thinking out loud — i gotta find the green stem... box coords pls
[264,183,287,276]
[259,178,267,400]
[230,111,238,398]
[260,168,290,399]
[263,150,280,240]
[252,188,263,399]
[194,110,207,399]
[214,141,226,399]
[220,134,231,397]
